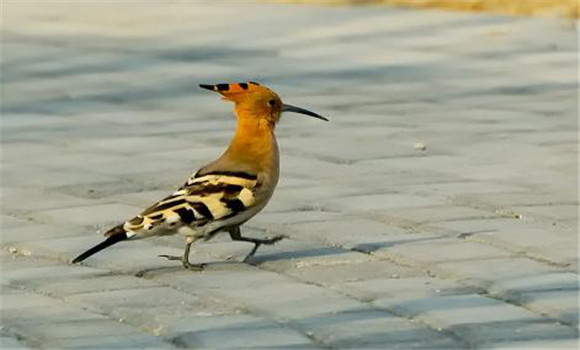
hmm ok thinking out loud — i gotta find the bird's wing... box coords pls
[121,171,259,235]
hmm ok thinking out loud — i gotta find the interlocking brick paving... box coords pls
[2,2,578,349]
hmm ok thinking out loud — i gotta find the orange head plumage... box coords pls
[199,82,328,127]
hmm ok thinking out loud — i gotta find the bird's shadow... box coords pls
[134,234,447,277]
[134,259,241,278]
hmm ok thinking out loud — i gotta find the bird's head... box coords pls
[199,82,328,126]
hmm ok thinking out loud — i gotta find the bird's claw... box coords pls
[265,234,287,244]
[158,254,205,271]
[183,262,206,271]
[158,254,181,261]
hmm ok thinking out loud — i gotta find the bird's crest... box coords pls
[199,82,271,102]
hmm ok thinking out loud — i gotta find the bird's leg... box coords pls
[228,227,286,262]
[159,236,205,271]
[180,237,206,270]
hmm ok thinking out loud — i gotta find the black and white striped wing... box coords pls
[122,172,258,235]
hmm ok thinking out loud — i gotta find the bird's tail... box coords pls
[72,224,129,264]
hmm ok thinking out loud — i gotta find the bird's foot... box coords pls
[183,261,206,271]
[242,235,287,262]
[158,254,206,271]
[158,254,181,261]
[261,234,288,245]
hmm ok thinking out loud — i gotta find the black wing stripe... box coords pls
[142,199,187,215]
[186,183,244,196]
[174,207,196,224]
[190,202,214,220]
[222,198,245,213]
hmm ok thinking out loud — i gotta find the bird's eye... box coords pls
[267,99,276,107]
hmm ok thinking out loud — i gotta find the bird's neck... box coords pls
[224,115,279,172]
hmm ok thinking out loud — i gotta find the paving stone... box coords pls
[114,168,198,191]
[1,224,90,245]
[2,304,107,326]
[37,274,160,297]
[377,294,538,325]
[169,315,318,349]
[80,154,193,177]
[8,233,98,259]
[249,210,344,230]
[321,193,443,213]
[343,276,481,302]
[249,239,366,271]
[0,188,101,214]
[73,135,202,155]
[2,164,121,189]
[50,179,160,200]
[14,151,127,171]
[275,217,410,245]
[327,232,439,256]
[31,203,141,227]
[488,273,579,326]
[481,338,579,349]
[0,215,35,230]
[278,154,360,180]
[355,155,471,176]
[380,237,514,266]
[46,334,174,349]
[65,286,211,327]
[434,257,562,286]
[66,286,199,310]
[355,169,466,191]
[453,191,579,209]
[272,181,373,205]
[430,218,578,266]
[158,266,363,321]
[382,205,500,225]
[106,189,177,207]
[1,264,103,287]
[0,253,63,272]
[375,294,577,347]
[248,194,306,213]
[0,292,62,311]
[12,319,145,342]
[398,182,529,201]
[447,320,578,348]
[301,309,463,349]
[2,141,67,163]
[0,336,35,350]
[284,259,424,286]
[510,205,579,221]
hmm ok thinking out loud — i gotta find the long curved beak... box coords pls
[282,104,329,122]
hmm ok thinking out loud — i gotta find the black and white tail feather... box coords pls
[71,225,131,263]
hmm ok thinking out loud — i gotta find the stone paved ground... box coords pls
[1,2,578,349]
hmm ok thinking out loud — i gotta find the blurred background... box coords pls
[281,0,579,19]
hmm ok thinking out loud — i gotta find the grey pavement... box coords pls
[1,2,579,349]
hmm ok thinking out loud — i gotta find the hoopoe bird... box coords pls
[72,82,328,269]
